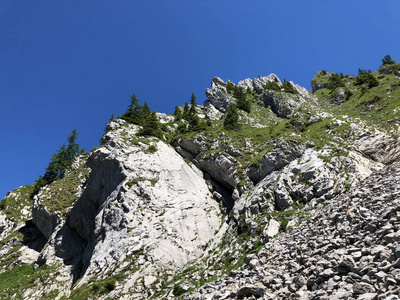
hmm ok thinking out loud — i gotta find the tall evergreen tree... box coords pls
[122,93,144,125]
[138,111,163,139]
[182,102,190,121]
[234,86,251,113]
[173,106,182,121]
[224,105,240,130]
[141,102,151,125]
[189,93,197,117]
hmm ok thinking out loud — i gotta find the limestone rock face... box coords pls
[238,74,282,93]
[204,100,224,121]
[235,147,383,232]
[0,211,13,241]
[173,134,252,209]
[311,71,332,92]
[247,140,306,183]
[205,77,236,112]
[332,87,348,105]
[354,128,400,164]
[260,90,308,118]
[34,121,223,295]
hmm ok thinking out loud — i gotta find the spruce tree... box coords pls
[31,129,84,198]
[121,93,145,125]
[223,105,240,130]
[182,102,190,121]
[138,111,163,139]
[141,102,151,125]
[189,93,197,117]
[173,106,182,121]
[282,79,299,94]
[235,86,251,113]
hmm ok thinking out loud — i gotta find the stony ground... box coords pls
[186,162,400,299]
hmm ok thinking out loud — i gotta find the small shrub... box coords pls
[265,81,281,91]
[328,73,345,91]
[176,123,188,134]
[226,82,235,94]
[282,79,299,94]
[355,69,379,88]
[223,105,240,130]
[173,284,186,296]
[147,145,157,154]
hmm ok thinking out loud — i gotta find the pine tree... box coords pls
[122,93,144,125]
[141,102,151,125]
[235,86,251,113]
[31,129,84,198]
[189,93,197,117]
[138,111,163,139]
[173,106,182,121]
[224,105,240,130]
[182,102,190,121]
[282,79,299,94]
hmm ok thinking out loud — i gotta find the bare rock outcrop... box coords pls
[205,77,236,112]
[33,120,223,297]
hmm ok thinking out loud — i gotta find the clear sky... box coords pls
[1,1,399,199]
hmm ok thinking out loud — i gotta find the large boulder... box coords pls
[260,90,307,118]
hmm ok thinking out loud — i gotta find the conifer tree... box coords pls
[31,129,84,198]
[182,102,190,121]
[235,86,251,113]
[282,79,299,94]
[141,102,151,125]
[138,111,163,139]
[122,94,140,124]
[189,93,197,117]
[224,105,240,130]
[173,106,182,121]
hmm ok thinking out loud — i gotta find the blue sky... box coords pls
[1,1,399,198]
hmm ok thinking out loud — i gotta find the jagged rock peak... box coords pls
[238,74,281,92]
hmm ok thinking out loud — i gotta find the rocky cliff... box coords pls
[1,59,400,299]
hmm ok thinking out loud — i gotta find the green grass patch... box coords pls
[126,176,159,188]
[0,264,58,300]
[0,185,35,223]
[39,162,90,216]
